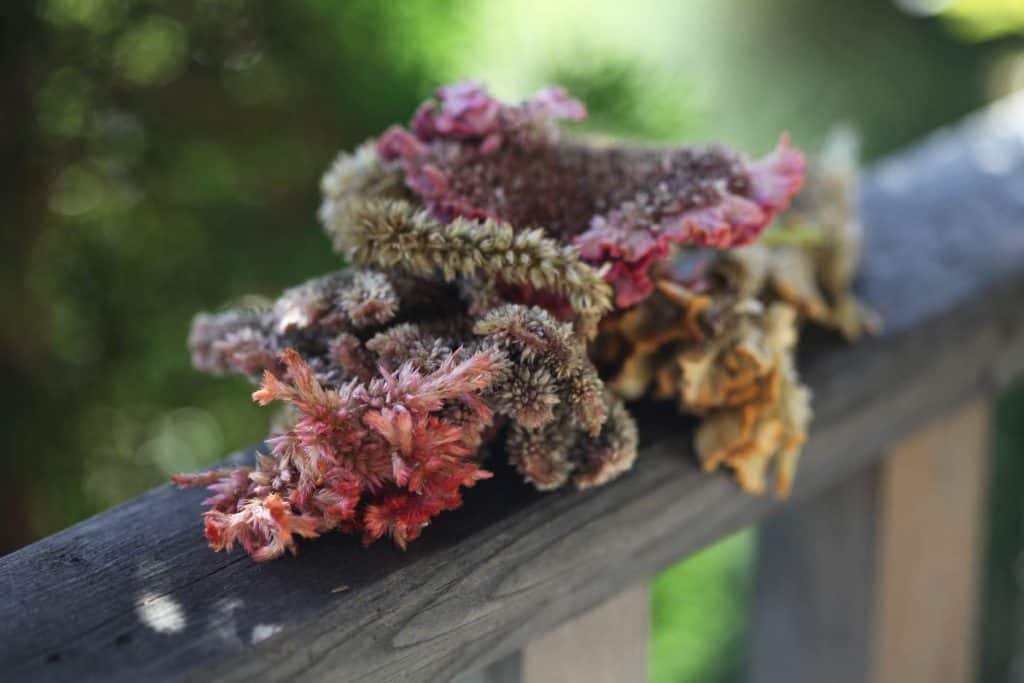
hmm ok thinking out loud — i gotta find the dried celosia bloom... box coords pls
[177,347,501,557]
[505,390,637,491]
[473,304,605,434]
[180,262,630,557]
[691,303,810,496]
[331,198,613,336]
[591,134,877,496]
[189,307,277,377]
[189,269,466,386]
[470,304,621,487]
[723,129,880,340]
[364,81,804,307]
[338,270,399,328]
[179,82,869,560]
[570,391,639,490]
[318,142,407,234]
[594,279,811,496]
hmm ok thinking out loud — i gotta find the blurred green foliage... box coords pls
[979,381,1024,683]
[652,531,752,683]
[941,0,1024,40]
[2,0,1021,680]
[3,0,467,545]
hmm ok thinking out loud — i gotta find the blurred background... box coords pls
[3,0,1024,680]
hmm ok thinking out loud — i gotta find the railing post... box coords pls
[748,398,991,683]
[458,584,649,683]
[870,398,990,683]
[748,464,882,683]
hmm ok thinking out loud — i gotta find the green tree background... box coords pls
[3,1,1022,680]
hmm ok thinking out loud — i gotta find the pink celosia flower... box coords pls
[176,347,501,560]
[172,468,253,511]
[362,487,452,550]
[377,82,804,307]
[412,81,503,142]
[203,494,321,562]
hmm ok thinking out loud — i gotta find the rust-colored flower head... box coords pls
[692,303,811,497]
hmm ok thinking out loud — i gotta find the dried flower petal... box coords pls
[319,142,406,242]
[692,304,810,496]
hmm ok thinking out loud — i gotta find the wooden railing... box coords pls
[3,94,1024,683]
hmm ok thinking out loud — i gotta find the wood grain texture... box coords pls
[2,94,1024,683]
[872,399,991,683]
[748,466,881,683]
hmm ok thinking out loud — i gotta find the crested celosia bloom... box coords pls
[374,82,804,306]
[179,82,869,560]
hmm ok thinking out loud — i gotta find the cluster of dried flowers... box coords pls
[177,82,873,560]
[592,128,877,495]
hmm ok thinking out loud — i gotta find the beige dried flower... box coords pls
[693,303,811,496]
[337,270,399,328]
[318,142,406,244]
[593,280,713,401]
[595,278,813,496]
[725,128,880,340]
[334,199,613,336]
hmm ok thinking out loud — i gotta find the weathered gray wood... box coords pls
[748,465,881,683]
[2,94,1024,683]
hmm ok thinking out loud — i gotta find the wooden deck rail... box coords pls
[3,95,1024,683]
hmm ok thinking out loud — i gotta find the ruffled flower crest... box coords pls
[374,81,804,307]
